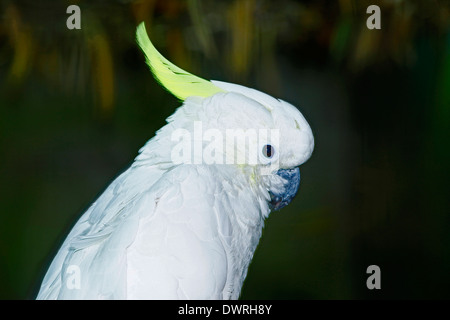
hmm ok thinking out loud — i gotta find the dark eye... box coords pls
[262,144,275,158]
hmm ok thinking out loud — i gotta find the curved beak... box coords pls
[269,167,301,211]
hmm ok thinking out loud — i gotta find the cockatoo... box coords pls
[37,22,314,300]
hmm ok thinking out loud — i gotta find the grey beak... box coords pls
[269,167,301,211]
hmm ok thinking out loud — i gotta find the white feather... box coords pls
[37,81,313,300]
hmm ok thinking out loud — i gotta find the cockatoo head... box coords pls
[136,23,314,212]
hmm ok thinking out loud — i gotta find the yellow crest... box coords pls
[136,22,225,100]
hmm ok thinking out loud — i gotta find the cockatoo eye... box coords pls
[259,143,278,166]
[262,144,275,159]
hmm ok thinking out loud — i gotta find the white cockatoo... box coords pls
[37,22,314,300]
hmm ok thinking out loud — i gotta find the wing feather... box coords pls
[36,165,165,299]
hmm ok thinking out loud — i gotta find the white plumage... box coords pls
[37,24,314,300]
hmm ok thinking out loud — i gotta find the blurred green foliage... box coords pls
[0,0,449,299]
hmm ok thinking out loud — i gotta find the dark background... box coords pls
[0,0,449,299]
